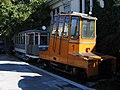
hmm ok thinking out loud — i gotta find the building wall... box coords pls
[48,0,93,21]
[71,0,80,12]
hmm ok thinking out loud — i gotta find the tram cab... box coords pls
[39,12,116,78]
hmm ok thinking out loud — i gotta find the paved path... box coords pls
[0,54,94,90]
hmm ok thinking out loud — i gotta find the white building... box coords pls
[47,0,93,20]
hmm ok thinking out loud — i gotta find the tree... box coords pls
[0,0,51,54]
[0,0,50,35]
[93,0,120,55]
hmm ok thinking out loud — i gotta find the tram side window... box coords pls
[63,16,70,37]
[22,34,25,44]
[40,33,48,45]
[29,34,34,45]
[20,34,22,44]
[82,20,95,38]
[52,16,58,34]
[18,34,20,44]
[70,17,79,39]
[35,33,38,45]
[58,16,64,36]
[16,35,18,44]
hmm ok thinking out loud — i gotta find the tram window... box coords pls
[82,20,95,38]
[18,34,20,44]
[52,16,58,34]
[22,35,25,44]
[59,16,64,21]
[20,34,22,44]
[70,17,79,39]
[35,33,38,45]
[63,16,70,37]
[19,34,21,44]
[40,34,48,45]
[20,34,21,44]
[29,34,34,45]
[58,22,63,36]
[17,35,19,44]
[58,16,64,36]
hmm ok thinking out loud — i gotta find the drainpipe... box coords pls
[82,0,85,13]
[90,0,93,13]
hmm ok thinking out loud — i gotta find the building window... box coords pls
[80,0,82,13]
[85,0,90,14]
[52,8,60,20]
[57,8,59,14]
[64,1,71,13]
[53,9,55,16]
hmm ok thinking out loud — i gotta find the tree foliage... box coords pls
[93,0,120,55]
[0,0,51,36]
[0,0,51,54]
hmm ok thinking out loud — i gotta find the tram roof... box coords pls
[17,29,49,34]
[16,29,50,34]
[56,12,97,20]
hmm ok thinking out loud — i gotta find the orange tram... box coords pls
[39,12,116,79]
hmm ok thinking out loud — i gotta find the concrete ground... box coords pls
[0,54,94,90]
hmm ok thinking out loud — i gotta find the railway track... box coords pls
[28,60,120,90]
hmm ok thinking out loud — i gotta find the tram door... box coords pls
[52,15,70,64]
[27,33,34,55]
[26,33,39,56]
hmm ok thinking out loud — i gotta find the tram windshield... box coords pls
[63,16,70,37]
[82,19,95,38]
[52,16,58,34]
[70,16,79,39]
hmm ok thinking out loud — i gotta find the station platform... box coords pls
[0,55,95,90]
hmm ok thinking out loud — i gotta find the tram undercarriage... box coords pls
[39,55,116,80]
